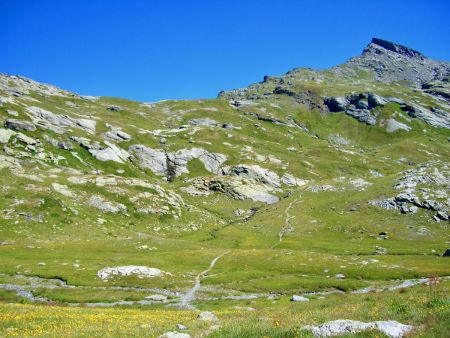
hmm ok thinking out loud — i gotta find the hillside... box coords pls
[0,38,449,337]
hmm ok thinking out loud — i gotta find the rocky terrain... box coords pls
[0,38,449,337]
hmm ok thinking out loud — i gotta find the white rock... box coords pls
[0,128,16,144]
[88,195,127,213]
[145,294,168,301]
[291,295,309,302]
[304,319,413,338]
[51,183,74,197]
[386,118,411,133]
[89,142,130,163]
[197,311,218,321]
[159,332,191,338]
[97,266,166,280]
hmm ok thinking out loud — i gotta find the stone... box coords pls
[188,118,218,126]
[176,324,187,330]
[0,128,16,144]
[129,145,227,178]
[97,266,166,279]
[103,129,131,141]
[386,119,411,133]
[368,93,388,108]
[197,311,218,321]
[145,294,168,301]
[159,332,191,338]
[281,173,308,187]
[291,295,309,302]
[303,319,413,338]
[327,134,350,145]
[209,176,279,204]
[88,195,127,213]
[89,143,130,163]
[106,105,122,111]
[334,274,346,279]
[324,97,349,112]
[51,183,74,197]
[16,133,38,145]
[5,119,36,131]
[442,249,450,257]
[222,164,280,188]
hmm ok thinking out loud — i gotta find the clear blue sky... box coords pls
[1,0,449,101]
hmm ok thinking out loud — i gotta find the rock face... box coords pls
[97,266,166,279]
[209,176,279,204]
[304,319,413,338]
[222,164,281,188]
[345,38,450,85]
[129,145,227,178]
[88,195,127,213]
[25,106,96,134]
[5,119,36,131]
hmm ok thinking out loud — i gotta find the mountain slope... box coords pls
[0,38,449,337]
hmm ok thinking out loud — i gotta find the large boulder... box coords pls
[5,119,36,131]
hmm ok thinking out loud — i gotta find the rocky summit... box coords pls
[0,38,449,337]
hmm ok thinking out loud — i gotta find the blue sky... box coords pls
[1,0,449,101]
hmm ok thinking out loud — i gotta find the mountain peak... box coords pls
[366,38,425,59]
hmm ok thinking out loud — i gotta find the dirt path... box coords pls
[271,187,308,249]
[179,252,229,309]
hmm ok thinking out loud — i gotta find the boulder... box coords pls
[129,145,227,177]
[443,248,450,257]
[5,119,36,131]
[291,295,309,302]
[368,93,388,108]
[88,195,127,213]
[188,118,218,126]
[89,142,130,163]
[386,119,411,133]
[324,97,349,112]
[97,266,166,279]
[0,128,16,143]
[304,319,413,338]
[159,332,191,338]
[197,311,218,321]
[145,294,168,302]
[106,105,122,111]
[222,164,280,188]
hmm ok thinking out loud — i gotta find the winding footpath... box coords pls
[271,187,309,249]
[179,252,229,309]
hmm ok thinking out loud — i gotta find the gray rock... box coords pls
[327,134,350,145]
[106,105,122,111]
[188,118,218,126]
[324,97,349,112]
[88,196,127,213]
[103,129,131,142]
[5,119,36,131]
[25,106,97,134]
[159,332,191,338]
[304,319,413,338]
[145,294,167,301]
[386,119,411,133]
[291,295,309,302]
[209,177,279,204]
[89,142,130,163]
[222,164,280,188]
[129,145,227,178]
[0,128,16,143]
[176,324,187,330]
[197,311,218,321]
[368,93,388,108]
